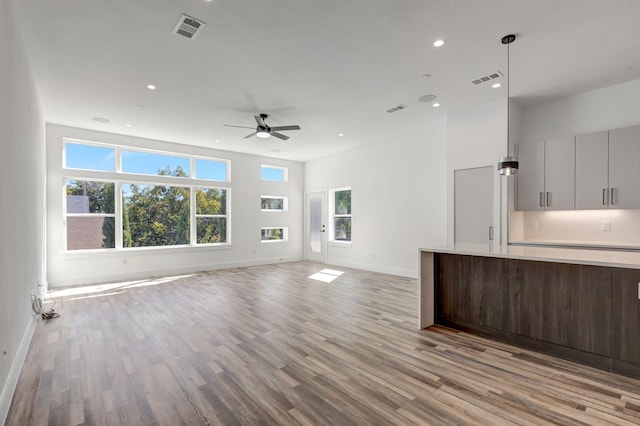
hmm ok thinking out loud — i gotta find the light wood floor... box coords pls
[6,261,640,425]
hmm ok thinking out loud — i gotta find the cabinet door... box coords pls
[612,268,640,364]
[575,131,609,209]
[609,125,640,209]
[544,137,575,210]
[508,260,611,356]
[435,254,509,330]
[517,140,545,211]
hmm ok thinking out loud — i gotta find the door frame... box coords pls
[305,190,327,262]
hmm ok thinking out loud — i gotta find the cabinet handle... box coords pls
[489,226,494,241]
[539,192,544,208]
[546,192,551,207]
[603,188,608,205]
[611,188,617,205]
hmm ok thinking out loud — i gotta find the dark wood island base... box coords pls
[420,246,640,379]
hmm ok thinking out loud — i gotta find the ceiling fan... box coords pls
[224,114,301,140]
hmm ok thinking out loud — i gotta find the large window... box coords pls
[122,183,190,247]
[331,188,351,242]
[63,140,230,251]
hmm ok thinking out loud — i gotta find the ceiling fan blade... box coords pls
[224,124,255,129]
[269,125,301,131]
[244,132,257,139]
[270,131,290,141]
[254,115,266,127]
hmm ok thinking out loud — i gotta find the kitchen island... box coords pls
[420,244,640,378]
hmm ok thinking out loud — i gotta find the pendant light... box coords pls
[497,34,518,176]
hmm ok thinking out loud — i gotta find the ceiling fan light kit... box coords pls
[497,33,519,176]
[224,113,301,141]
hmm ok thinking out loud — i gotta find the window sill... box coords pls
[63,243,232,258]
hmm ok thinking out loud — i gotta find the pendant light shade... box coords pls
[497,34,518,176]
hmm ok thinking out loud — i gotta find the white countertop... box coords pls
[420,243,640,269]
[508,239,640,250]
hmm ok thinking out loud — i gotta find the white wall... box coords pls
[0,0,45,421]
[446,98,521,246]
[304,117,448,278]
[46,124,304,287]
[522,78,640,144]
[516,78,640,243]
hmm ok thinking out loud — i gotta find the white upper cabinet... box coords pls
[609,125,640,209]
[575,131,609,210]
[544,137,575,210]
[518,124,640,211]
[517,141,545,211]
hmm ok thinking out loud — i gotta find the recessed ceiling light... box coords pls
[338,133,344,137]
[215,139,220,143]
[433,39,445,47]
[418,94,437,103]
[146,84,156,90]
[283,152,289,155]
[492,83,502,89]
[92,117,110,123]
[433,103,441,108]
[125,124,133,128]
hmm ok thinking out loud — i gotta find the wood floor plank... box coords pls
[6,261,640,425]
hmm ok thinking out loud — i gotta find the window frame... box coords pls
[329,187,352,244]
[260,164,288,182]
[64,178,117,251]
[260,227,288,243]
[260,195,288,212]
[62,139,232,252]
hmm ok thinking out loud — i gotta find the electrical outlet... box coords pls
[600,220,611,232]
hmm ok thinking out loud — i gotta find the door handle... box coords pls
[603,188,608,205]
[539,192,544,208]
[546,192,551,207]
[611,188,617,205]
[489,226,494,241]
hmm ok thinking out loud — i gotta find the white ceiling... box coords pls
[15,0,640,161]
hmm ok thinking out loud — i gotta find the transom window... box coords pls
[261,165,287,182]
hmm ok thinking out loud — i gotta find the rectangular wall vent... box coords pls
[173,14,206,39]
[385,104,408,113]
[472,71,503,85]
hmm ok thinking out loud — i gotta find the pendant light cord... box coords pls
[506,38,510,157]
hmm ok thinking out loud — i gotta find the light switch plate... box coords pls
[601,220,611,231]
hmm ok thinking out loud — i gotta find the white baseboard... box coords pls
[48,256,305,288]
[325,259,417,279]
[0,315,37,425]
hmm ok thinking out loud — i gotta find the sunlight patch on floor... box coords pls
[308,268,344,283]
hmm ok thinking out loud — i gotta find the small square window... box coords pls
[261,227,287,242]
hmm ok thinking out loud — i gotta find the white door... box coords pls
[575,131,608,210]
[305,191,326,262]
[454,166,494,244]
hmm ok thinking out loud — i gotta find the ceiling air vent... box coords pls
[385,104,408,114]
[172,14,206,40]
[472,71,503,85]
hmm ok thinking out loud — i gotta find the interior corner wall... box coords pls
[446,98,517,246]
[304,116,448,278]
[0,0,45,421]
[46,124,304,287]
